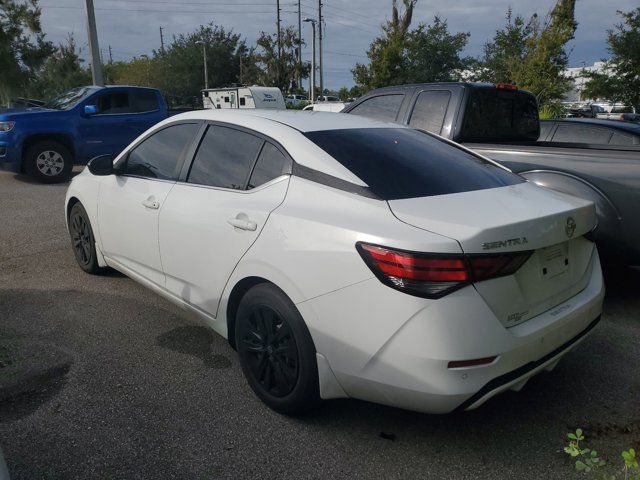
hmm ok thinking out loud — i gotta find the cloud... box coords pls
[40,0,636,90]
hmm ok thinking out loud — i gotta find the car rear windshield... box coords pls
[460,89,539,142]
[304,128,523,200]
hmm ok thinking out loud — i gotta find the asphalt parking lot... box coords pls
[0,169,638,480]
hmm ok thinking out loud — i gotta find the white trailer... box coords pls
[202,86,286,110]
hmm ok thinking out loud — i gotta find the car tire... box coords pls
[235,283,320,415]
[68,202,105,275]
[24,141,73,183]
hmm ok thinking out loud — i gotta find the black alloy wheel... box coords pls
[239,304,299,397]
[235,283,320,414]
[68,203,104,274]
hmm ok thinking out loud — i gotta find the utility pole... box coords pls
[108,45,113,64]
[276,0,281,60]
[297,0,302,89]
[159,26,165,54]
[303,18,316,102]
[84,0,104,86]
[318,0,323,100]
[196,41,208,90]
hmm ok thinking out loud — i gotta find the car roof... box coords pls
[542,118,640,134]
[168,109,405,132]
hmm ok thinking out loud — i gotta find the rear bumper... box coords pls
[301,248,605,413]
[456,315,600,411]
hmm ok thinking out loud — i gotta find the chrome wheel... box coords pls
[36,150,65,176]
[238,305,299,397]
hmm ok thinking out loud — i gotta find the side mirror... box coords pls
[87,154,114,176]
[84,104,98,116]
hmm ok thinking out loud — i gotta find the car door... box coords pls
[159,124,292,316]
[97,122,201,286]
[78,89,137,160]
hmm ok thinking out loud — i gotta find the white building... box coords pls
[563,61,613,102]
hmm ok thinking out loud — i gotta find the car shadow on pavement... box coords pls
[156,326,232,369]
[11,168,83,186]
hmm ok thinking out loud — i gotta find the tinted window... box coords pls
[539,122,555,140]
[188,126,263,189]
[350,95,404,121]
[96,91,132,114]
[409,90,451,134]
[610,132,635,145]
[305,128,523,200]
[248,143,292,189]
[125,123,199,180]
[552,124,612,144]
[460,89,539,142]
[132,90,159,112]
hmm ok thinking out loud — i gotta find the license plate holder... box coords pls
[540,242,569,279]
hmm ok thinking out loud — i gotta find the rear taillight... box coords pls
[356,242,532,299]
[495,82,517,91]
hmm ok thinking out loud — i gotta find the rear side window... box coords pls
[460,89,539,142]
[610,131,635,145]
[248,143,292,189]
[125,123,200,180]
[304,128,523,200]
[132,90,159,112]
[409,90,451,134]
[96,91,132,115]
[188,126,263,190]
[552,124,612,144]
[349,95,404,121]
[539,122,555,141]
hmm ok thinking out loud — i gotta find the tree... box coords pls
[583,8,640,110]
[29,35,91,99]
[476,9,533,83]
[476,0,577,106]
[353,3,469,90]
[248,26,308,92]
[0,0,55,104]
[352,0,417,90]
[403,16,470,83]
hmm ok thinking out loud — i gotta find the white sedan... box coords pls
[65,110,604,414]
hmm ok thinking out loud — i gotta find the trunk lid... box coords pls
[388,182,597,327]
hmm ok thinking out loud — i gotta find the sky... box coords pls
[39,0,637,90]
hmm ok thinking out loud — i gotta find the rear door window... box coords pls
[408,90,451,134]
[96,91,132,115]
[349,95,404,122]
[188,126,264,190]
[552,124,612,144]
[125,123,200,180]
[132,90,159,112]
[248,143,292,189]
[304,128,523,200]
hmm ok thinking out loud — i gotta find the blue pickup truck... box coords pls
[0,85,173,183]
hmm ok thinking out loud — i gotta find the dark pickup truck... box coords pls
[343,82,640,265]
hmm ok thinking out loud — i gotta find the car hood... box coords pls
[0,108,62,121]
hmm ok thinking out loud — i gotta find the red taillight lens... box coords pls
[357,242,532,299]
[495,82,517,91]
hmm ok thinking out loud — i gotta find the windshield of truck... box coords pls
[44,87,98,110]
[460,89,539,142]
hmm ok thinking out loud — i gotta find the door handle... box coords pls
[228,217,257,231]
[142,198,160,209]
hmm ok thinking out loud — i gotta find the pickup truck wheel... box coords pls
[24,141,73,183]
